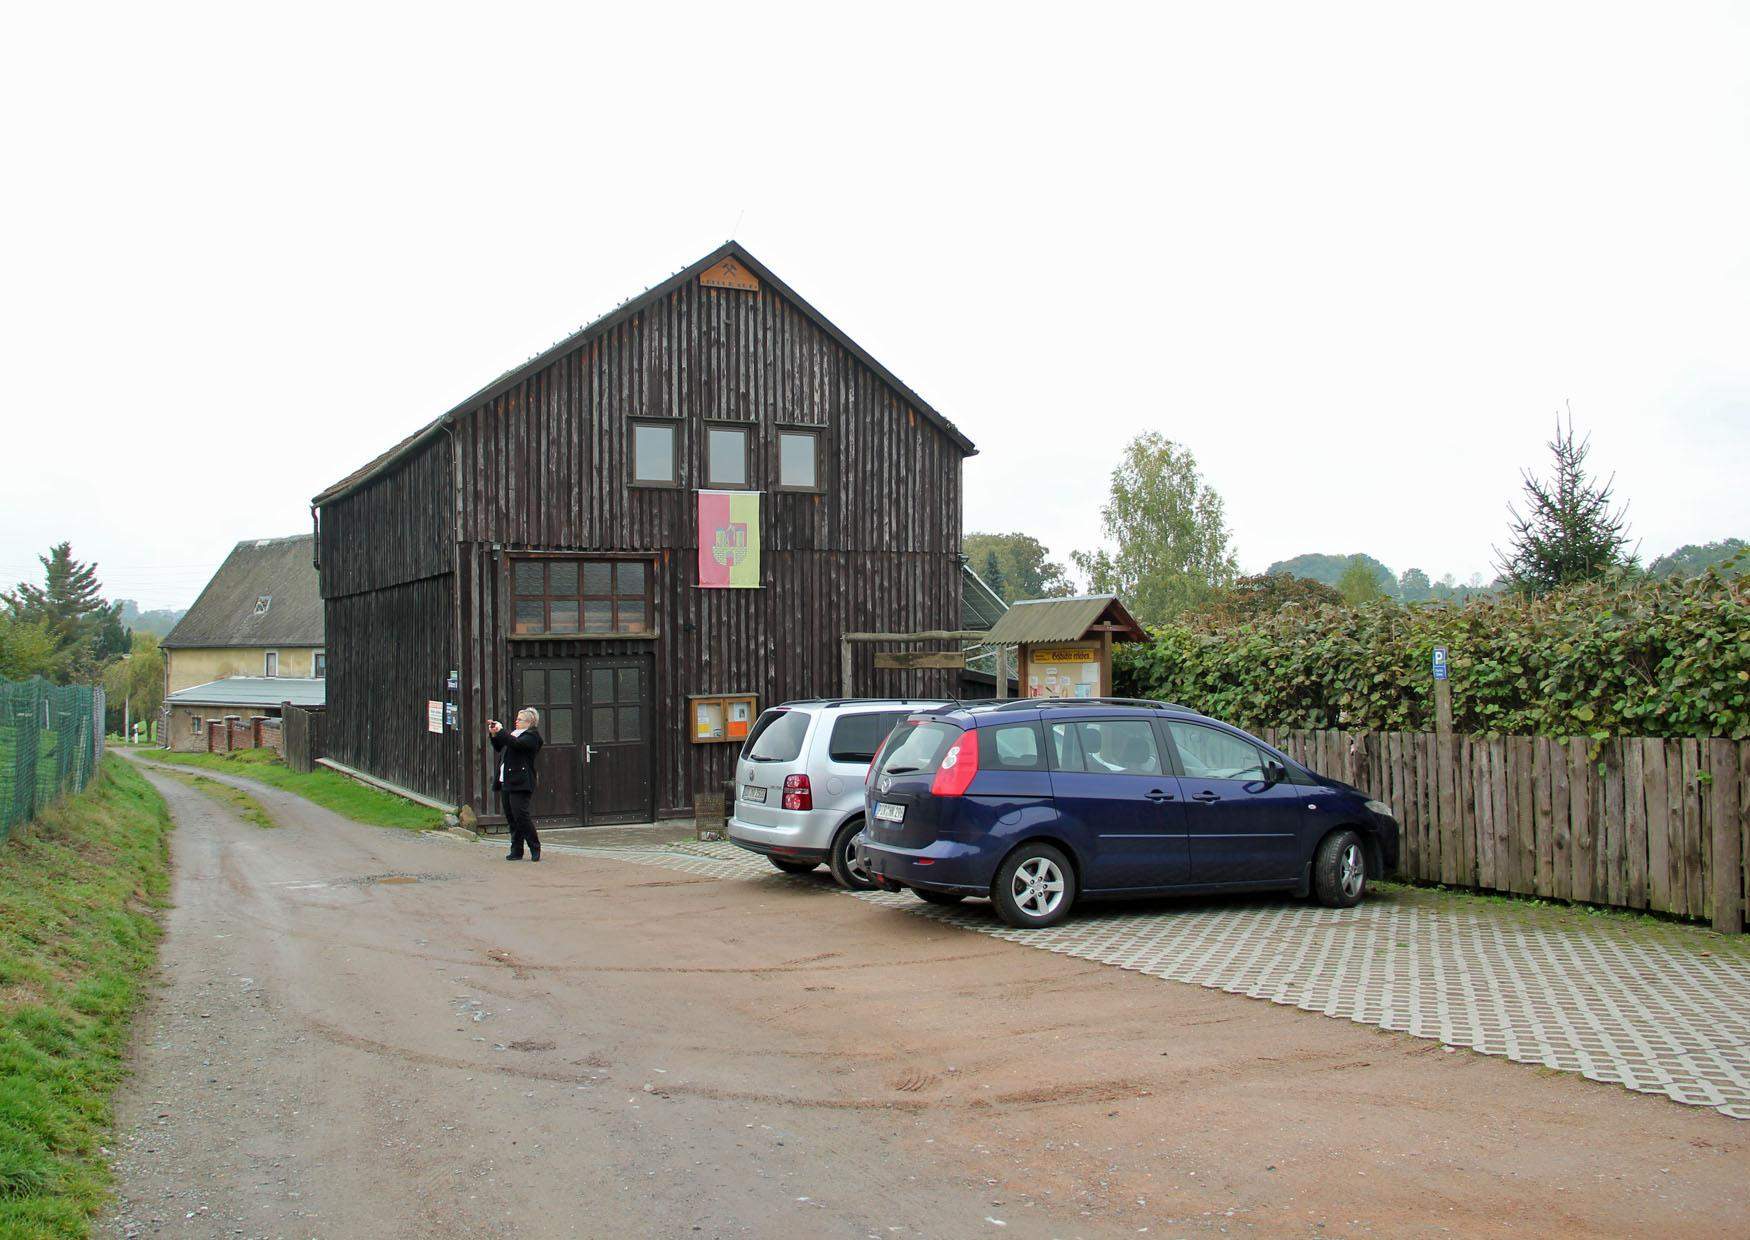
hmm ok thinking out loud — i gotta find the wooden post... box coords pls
[840,636,853,699]
[994,647,1009,699]
[1709,739,1743,934]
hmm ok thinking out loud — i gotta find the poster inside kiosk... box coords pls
[1026,645,1100,699]
[690,694,757,744]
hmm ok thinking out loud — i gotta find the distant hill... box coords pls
[1265,553,1397,595]
[116,599,187,639]
[1646,539,1746,579]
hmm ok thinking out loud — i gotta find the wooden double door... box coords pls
[511,654,653,825]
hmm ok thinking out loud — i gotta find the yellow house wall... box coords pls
[166,646,322,694]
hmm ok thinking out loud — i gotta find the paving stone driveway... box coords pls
[543,837,1750,1121]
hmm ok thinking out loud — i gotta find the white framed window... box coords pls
[191,715,203,734]
[312,650,327,678]
[264,651,279,677]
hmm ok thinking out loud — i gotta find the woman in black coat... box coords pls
[490,707,545,861]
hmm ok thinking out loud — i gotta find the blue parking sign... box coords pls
[1432,647,1449,681]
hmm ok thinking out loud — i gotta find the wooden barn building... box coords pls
[312,242,976,828]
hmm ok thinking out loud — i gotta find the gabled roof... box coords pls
[161,536,324,650]
[314,241,977,506]
[164,676,326,709]
[983,594,1150,645]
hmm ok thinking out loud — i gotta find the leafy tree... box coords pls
[1494,412,1632,594]
[1398,567,1433,603]
[1337,555,1388,604]
[962,532,1074,603]
[103,631,165,736]
[2,542,125,681]
[1071,433,1238,623]
[1266,552,1398,598]
[0,612,70,681]
[1647,539,1747,579]
[1190,573,1342,627]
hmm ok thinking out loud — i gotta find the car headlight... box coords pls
[1364,799,1394,818]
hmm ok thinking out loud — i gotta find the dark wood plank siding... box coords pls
[317,434,455,596]
[322,269,966,822]
[318,435,459,803]
[323,572,457,802]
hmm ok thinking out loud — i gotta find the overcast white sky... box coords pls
[3,2,1746,610]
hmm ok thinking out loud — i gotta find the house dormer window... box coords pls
[254,595,272,616]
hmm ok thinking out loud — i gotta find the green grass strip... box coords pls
[142,750,441,831]
[0,756,172,1238]
[161,771,276,829]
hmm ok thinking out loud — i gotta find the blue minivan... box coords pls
[857,699,1400,928]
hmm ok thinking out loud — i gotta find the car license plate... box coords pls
[741,784,767,805]
[874,801,905,823]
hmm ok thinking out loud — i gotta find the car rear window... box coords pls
[872,720,961,778]
[743,709,813,762]
[828,711,910,764]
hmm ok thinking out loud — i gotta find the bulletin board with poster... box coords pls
[1024,644,1102,699]
[688,693,759,744]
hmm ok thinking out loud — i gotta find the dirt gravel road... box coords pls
[109,759,1747,1238]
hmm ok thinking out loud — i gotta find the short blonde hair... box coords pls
[517,707,541,727]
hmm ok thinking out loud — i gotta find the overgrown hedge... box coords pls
[1115,567,1750,739]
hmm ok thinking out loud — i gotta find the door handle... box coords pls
[1144,789,1175,802]
[1191,790,1220,803]
[585,745,596,761]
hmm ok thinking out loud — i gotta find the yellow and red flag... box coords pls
[697,491,761,588]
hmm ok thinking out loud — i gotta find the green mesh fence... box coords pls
[0,676,104,839]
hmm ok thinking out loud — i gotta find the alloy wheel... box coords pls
[1011,856,1065,918]
[1340,841,1365,900]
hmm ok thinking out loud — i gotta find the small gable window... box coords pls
[254,595,272,617]
[777,429,821,492]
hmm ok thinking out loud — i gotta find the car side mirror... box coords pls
[1264,759,1286,786]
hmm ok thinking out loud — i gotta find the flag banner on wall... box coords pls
[697,491,762,588]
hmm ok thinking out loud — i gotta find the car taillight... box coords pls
[930,732,979,797]
[782,774,813,811]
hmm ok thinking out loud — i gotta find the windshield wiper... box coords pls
[885,765,921,775]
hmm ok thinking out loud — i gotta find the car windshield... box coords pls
[743,709,812,762]
[872,720,960,777]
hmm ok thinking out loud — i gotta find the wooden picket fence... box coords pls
[1256,728,1748,933]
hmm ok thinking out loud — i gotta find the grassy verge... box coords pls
[0,756,171,1238]
[160,770,276,829]
[141,749,441,831]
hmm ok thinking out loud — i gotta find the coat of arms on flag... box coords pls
[697,491,761,588]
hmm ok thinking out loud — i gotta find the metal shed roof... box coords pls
[982,595,1149,645]
[164,676,326,709]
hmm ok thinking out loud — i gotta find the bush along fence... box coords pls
[1260,728,1748,933]
[0,676,106,838]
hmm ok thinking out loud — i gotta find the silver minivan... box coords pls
[728,699,947,889]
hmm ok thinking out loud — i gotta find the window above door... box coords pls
[510,556,654,638]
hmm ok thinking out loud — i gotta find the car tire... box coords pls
[991,842,1076,929]
[828,820,875,891]
[769,856,819,875]
[1312,829,1368,908]
[914,889,966,906]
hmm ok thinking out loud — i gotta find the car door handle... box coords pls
[1191,790,1220,803]
[1145,789,1175,802]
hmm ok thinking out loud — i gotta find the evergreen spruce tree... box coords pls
[2,542,124,681]
[1494,412,1632,594]
[980,551,1008,602]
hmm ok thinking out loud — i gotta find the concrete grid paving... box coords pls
[541,836,1750,1121]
